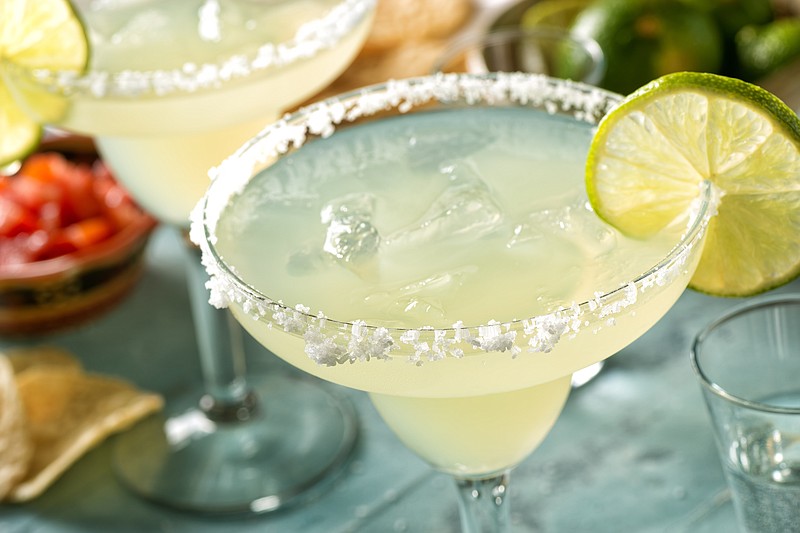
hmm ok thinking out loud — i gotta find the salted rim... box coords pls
[190,72,713,366]
[26,0,375,98]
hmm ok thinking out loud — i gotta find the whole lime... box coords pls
[685,0,774,76]
[736,18,800,80]
[520,0,590,29]
[569,0,723,94]
[686,0,773,38]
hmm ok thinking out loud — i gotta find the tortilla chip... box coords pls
[361,0,473,55]
[315,38,453,101]
[4,345,82,376]
[0,346,163,502]
[0,355,33,500]
[6,366,163,502]
[291,0,473,110]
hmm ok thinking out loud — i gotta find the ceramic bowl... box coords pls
[0,135,157,336]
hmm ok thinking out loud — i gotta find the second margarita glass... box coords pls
[8,0,376,514]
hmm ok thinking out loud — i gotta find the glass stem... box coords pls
[182,234,258,422]
[454,471,512,533]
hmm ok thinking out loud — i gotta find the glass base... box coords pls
[112,372,358,514]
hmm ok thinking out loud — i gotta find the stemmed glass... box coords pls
[193,72,712,530]
[9,0,376,513]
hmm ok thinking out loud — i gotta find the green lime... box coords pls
[686,0,773,38]
[570,0,723,94]
[683,0,774,77]
[736,18,800,80]
[586,72,800,297]
[520,0,590,29]
[0,0,89,166]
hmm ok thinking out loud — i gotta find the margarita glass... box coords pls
[193,73,712,530]
[7,0,376,513]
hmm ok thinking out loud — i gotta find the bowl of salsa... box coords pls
[0,134,157,336]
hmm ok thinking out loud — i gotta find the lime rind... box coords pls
[625,71,800,140]
[0,82,42,167]
[587,71,800,297]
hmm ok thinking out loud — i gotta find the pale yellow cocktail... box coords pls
[194,73,711,524]
[34,0,374,226]
[7,0,377,513]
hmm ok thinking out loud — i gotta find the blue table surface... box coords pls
[3,225,793,532]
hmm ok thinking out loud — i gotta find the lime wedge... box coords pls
[586,71,800,297]
[0,0,89,165]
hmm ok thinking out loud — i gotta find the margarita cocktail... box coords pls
[195,73,711,529]
[5,0,376,514]
[37,0,374,226]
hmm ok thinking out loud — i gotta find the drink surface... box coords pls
[214,104,701,396]
[73,0,321,72]
[60,0,367,131]
[52,0,373,225]
[217,107,682,326]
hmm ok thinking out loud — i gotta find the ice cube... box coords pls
[506,199,616,257]
[360,266,478,326]
[320,192,381,265]
[386,161,504,247]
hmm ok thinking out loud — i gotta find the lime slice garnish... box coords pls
[0,0,89,166]
[586,71,800,297]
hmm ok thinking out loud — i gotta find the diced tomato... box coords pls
[107,202,143,231]
[62,217,115,249]
[93,173,128,210]
[17,152,69,184]
[92,163,142,230]
[37,201,63,231]
[0,150,151,266]
[56,163,103,223]
[0,195,39,237]
[37,232,79,260]
[6,172,63,213]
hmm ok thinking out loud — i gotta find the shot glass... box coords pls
[691,294,800,533]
